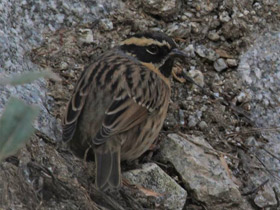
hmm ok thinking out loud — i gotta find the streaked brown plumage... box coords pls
[62,32,185,190]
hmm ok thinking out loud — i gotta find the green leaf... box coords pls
[0,97,40,162]
[0,70,61,86]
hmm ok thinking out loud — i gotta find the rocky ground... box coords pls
[1,0,280,209]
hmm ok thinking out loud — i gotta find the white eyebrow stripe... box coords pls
[121,37,171,49]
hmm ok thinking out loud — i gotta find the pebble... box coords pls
[179,109,185,126]
[236,92,247,103]
[219,11,231,22]
[190,22,200,33]
[59,61,68,70]
[245,136,258,147]
[208,31,220,41]
[141,0,179,19]
[214,58,228,72]
[195,45,219,61]
[184,44,196,57]
[198,121,208,130]
[189,69,205,87]
[188,115,198,128]
[100,18,114,31]
[78,28,94,43]
[226,58,238,67]
[167,22,191,37]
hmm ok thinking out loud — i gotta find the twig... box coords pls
[226,127,280,137]
[254,154,280,182]
[241,179,269,196]
[262,148,280,162]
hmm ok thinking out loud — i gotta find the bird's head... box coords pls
[119,32,186,78]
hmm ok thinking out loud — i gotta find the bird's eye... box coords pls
[146,45,159,55]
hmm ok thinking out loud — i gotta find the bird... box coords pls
[62,31,186,191]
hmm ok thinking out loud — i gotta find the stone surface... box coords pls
[123,163,187,210]
[238,31,280,209]
[159,134,248,209]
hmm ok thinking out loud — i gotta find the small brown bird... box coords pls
[62,32,185,190]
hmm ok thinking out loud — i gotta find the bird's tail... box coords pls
[94,143,121,191]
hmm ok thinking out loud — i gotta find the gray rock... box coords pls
[245,136,258,147]
[188,115,198,128]
[236,92,251,103]
[198,121,208,130]
[190,22,200,33]
[219,11,231,22]
[184,44,196,58]
[195,45,219,61]
[100,18,114,31]
[159,134,249,209]
[226,58,238,67]
[254,185,278,208]
[123,163,187,210]
[238,61,252,84]
[167,22,191,37]
[78,28,94,44]
[208,30,220,41]
[214,58,228,72]
[141,0,181,19]
[237,32,280,204]
[0,0,121,141]
[189,69,205,87]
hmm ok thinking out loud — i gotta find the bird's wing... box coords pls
[62,62,97,142]
[92,68,169,145]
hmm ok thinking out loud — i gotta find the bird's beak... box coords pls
[170,48,188,61]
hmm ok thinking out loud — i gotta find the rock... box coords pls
[159,134,248,209]
[219,11,231,22]
[141,0,181,19]
[100,18,114,31]
[0,0,121,142]
[190,22,200,33]
[188,115,197,128]
[238,61,252,84]
[166,22,191,37]
[245,136,258,147]
[123,163,187,210]
[164,112,178,130]
[226,58,238,67]
[195,45,219,61]
[189,69,205,87]
[222,21,244,40]
[214,58,228,72]
[78,28,94,43]
[178,109,185,126]
[237,33,280,192]
[198,121,208,130]
[208,30,220,41]
[254,185,278,208]
[184,44,196,58]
